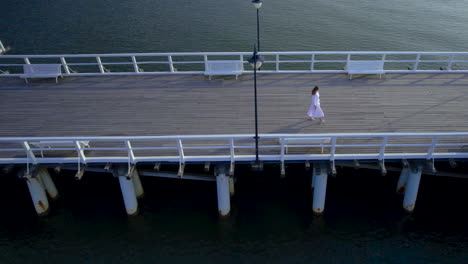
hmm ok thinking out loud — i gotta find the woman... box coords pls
[307,86,325,123]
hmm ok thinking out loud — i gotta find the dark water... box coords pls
[0,164,467,263]
[1,0,468,263]
[2,0,468,54]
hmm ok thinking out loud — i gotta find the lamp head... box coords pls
[247,54,264,70]
[252,0,263,9]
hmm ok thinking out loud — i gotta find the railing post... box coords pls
[125,140,135,174]
[447,54,455,71]
[276,54,280,72]
[379,136,388,161]
[310,54,315,71]
[413,54,421,72]
[96,56,105,74]
[131,56,139,73]
[74,140,87,177]
[204,55,208,72]
[330,137,337,162]
[426,136,438,160]
[177,139,185,177]
[22,141,37,165]
[168,55,175,72]
[382,54,386,71]
[280,137,285,176]
[60,57,71,74]
[229,138,236,177]
[229,138,235,164]
[74,141,87,164]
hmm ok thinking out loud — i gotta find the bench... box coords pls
[282,137,332,154]
[29,141,90,158]
[346,60,384,80]
[20,64,63,83]
[204,60,244,80]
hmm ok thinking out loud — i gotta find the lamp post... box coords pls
[247,45,264,162]
[251,0,263,51]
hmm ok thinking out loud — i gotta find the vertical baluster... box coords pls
[379,136,388,161]
[426,137,438,160]
[382,54,386,70]
[131,56,139,73]
[447,54,455,71]
[60,57,71,74]
[125,140,135,174]
[96,56,105,73]
[168,55,175,72]
[413,54,421,72]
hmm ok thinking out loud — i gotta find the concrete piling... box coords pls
[403,164,423,213]
[38,167,59,200]
[215,165,230,216]
[26,177,50,216]
[131,170,145,199]
[312,163,328,215]
[396,166,409,195]
[117,166,138,216]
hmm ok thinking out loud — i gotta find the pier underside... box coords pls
[0,73,467,137]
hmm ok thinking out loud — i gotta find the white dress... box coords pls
[307,92,324,118]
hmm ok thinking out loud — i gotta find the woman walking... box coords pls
[307,86,325,123]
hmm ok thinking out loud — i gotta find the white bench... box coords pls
[346,60,384,80]
[204,60,244,80]
[20,64,63,83]
[282,137,332,154]
[30,141,90,158]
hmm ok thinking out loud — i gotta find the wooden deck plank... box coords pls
[0,73,467,139]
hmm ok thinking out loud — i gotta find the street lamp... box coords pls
[251,0,263,51]
[247,45,264,162]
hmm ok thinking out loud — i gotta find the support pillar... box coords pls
[312,163,328,215]
[38,167,59,200]
[403,164,423,213]
[117,166,138,216]
[215,165,230,216]
[396,166,409,195]
[132,170,145,199]
[26,177,50,216]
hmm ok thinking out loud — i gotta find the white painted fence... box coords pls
[1,51,468,76]
[0,133,467,166]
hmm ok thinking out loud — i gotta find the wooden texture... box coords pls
[0,73,467,138]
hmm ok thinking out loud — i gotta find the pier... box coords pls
[0,51,467,217]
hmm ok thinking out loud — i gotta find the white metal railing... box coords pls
[2,51,468,76]
[0,41,5,54]
[0,133,467,166]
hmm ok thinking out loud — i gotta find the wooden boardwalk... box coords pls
[0,73,467,138]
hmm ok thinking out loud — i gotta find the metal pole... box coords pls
[257,9,260,51]
[253,48,259,161]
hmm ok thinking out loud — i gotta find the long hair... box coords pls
[312,86,319,95]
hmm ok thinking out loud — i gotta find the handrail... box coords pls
[2,51,468,76]
[0,132,467,165]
